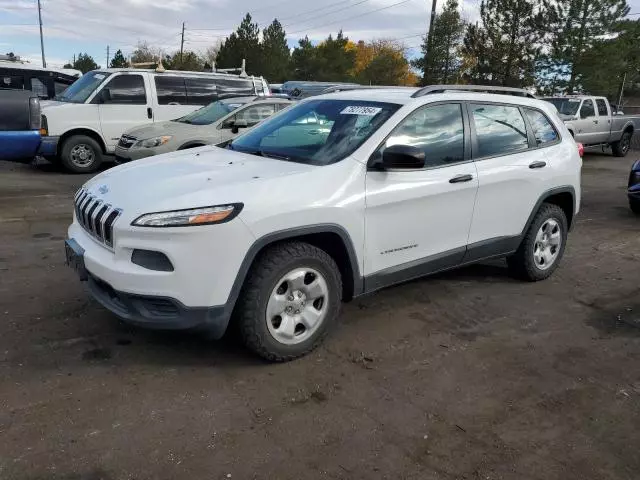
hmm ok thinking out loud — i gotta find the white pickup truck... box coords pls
[543,96,635,156]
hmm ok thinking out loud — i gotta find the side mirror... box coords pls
[231,118,248,134]
[381,145,425,169]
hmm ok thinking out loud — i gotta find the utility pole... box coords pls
[37,0,46,68]
[106,45,110,68]
[424,0,437,80]
[180,22,185,65]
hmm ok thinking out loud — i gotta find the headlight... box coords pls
[135,136,172,148]
[132,204,243,227]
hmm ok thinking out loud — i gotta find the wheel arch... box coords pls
[58,128,107,156]
[177,141,208,150]
[224,225,363,324]
[522,186,576,235]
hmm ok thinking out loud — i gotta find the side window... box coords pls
[384,103,465,168]
[30,77,48,98]
[185,78,217,105]
[596,99,608,116]
[54,80,69,95]
[524,109,559,146]
[580,99,595,118]
[154,76,187,105]
[216,77,255,96]
[234,104,276,126]
[1,75,24,89]
[103,75,146,104]
[471,104,528,157]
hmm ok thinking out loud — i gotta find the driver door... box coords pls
[364,103,478,284]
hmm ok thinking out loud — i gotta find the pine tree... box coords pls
[261,19,291,82]
[314,31,356,82]
[109,49,128,68]
[543,0,629,93]
[413,0,465,85]
[461,0,546,87]
[291,36,318,80]
[73,53,99,74]
[216,13,262,75]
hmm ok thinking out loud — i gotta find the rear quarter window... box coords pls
[524,108,559,146]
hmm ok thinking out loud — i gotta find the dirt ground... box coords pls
[1,151,639,480]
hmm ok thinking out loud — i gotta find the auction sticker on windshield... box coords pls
[341,106,382,116]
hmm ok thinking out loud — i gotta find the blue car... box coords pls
[0,90,41,162]
[629,159,640,214]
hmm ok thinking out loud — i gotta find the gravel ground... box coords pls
[0,151,639,480]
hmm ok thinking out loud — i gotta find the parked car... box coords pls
[629,159,640,214]
[1,54,80,100]
[282,81,359,99]
[38,67,270,173]
[0,89,42,162]
[115,96,292,162]
[542,96,635,156]
[65,85,582,361]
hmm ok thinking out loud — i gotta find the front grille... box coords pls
[118,135,136,149]
[74,188,122,248]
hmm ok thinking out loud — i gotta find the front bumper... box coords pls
[68,214,256,337]
[38,136,59,157]
[114,145,156,163]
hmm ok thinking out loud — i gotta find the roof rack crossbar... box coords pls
[411,84,535,99]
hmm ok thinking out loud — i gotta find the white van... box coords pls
[38,68,270,172]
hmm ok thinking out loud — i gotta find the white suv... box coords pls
[65,86,582,361]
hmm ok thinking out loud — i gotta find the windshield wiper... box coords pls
[232,147,291,161]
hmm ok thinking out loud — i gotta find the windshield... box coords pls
[54,71,111,103]
[229,99,400,165]
[543,98,581,116]
[176,100,245,125]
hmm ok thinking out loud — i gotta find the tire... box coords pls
[612,131,632,157]
[508,203,568,282]
[235,241,342,362]
[630,200,640,215]
[60,135,103,173]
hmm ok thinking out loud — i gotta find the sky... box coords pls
[0,0,639,69]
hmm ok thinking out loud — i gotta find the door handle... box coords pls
[529,161,547,169]
[449,174,473,183]
[147,107,153,119]
[307,129,319,135]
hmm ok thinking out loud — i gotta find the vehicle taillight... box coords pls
[40,114,48,136]
[28,97,41,131]
[577,143,584,157]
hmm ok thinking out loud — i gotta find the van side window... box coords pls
[215,77,255,96]
[155,77,187,105]
[103,75,146,104]
[1,75,24,89]
[384,103,465,168]
[524,109,559,146]
[471,104,528,157]
[185,78,217,105]
[596,99,608,116]
[31,77,48,98]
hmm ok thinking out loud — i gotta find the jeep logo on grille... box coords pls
[98,185,109,195]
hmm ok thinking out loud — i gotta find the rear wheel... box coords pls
[508,203,568,281]
[60,135,103,173]
[612,131,632,157]
[235,241,342,362]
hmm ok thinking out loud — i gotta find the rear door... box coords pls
[152,75,193,121]
[466,102,556,255]
[96,73,152,151]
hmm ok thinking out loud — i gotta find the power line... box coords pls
[275,0,367,23]
[281,0,373,30]
[287,0,414,35]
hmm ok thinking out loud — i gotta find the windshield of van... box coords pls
[543,98,581,116]
[54,71,111,103]
[229,99,400,165]
[175,99,246,125]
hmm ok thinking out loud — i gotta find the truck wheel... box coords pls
[508,203,568,282]
[235,241,342,362]
[612,131,632,157]
[630,200,640,215]
[60,135,103,173]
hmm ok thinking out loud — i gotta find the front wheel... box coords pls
[508,203,568,281]
[235,241,342,362]
[612,131,632,157]
[60,135,103,173]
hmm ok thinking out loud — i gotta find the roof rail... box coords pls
[411,84,535,99]
[319,85,418,95]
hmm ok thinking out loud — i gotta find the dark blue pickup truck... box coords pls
[0,90,42,161]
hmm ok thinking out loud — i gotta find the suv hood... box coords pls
[83,147,315,218]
